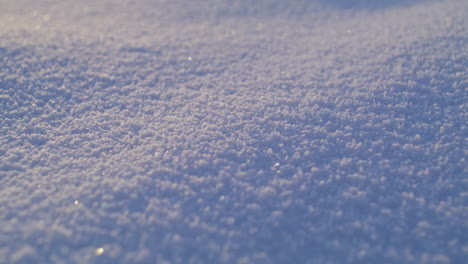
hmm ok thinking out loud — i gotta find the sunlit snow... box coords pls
[0,0,467,263]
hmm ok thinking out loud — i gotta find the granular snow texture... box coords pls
[0,0,467,263]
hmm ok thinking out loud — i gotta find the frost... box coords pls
[0,0,466,263]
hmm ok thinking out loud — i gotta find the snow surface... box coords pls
[0,0,467,263]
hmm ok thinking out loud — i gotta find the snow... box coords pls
[0,0,467,263]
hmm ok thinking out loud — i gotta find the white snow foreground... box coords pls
[0,0,466,263]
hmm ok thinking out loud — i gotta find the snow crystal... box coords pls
[0,0,466,263]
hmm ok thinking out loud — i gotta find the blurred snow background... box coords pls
[0,0,467,263]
